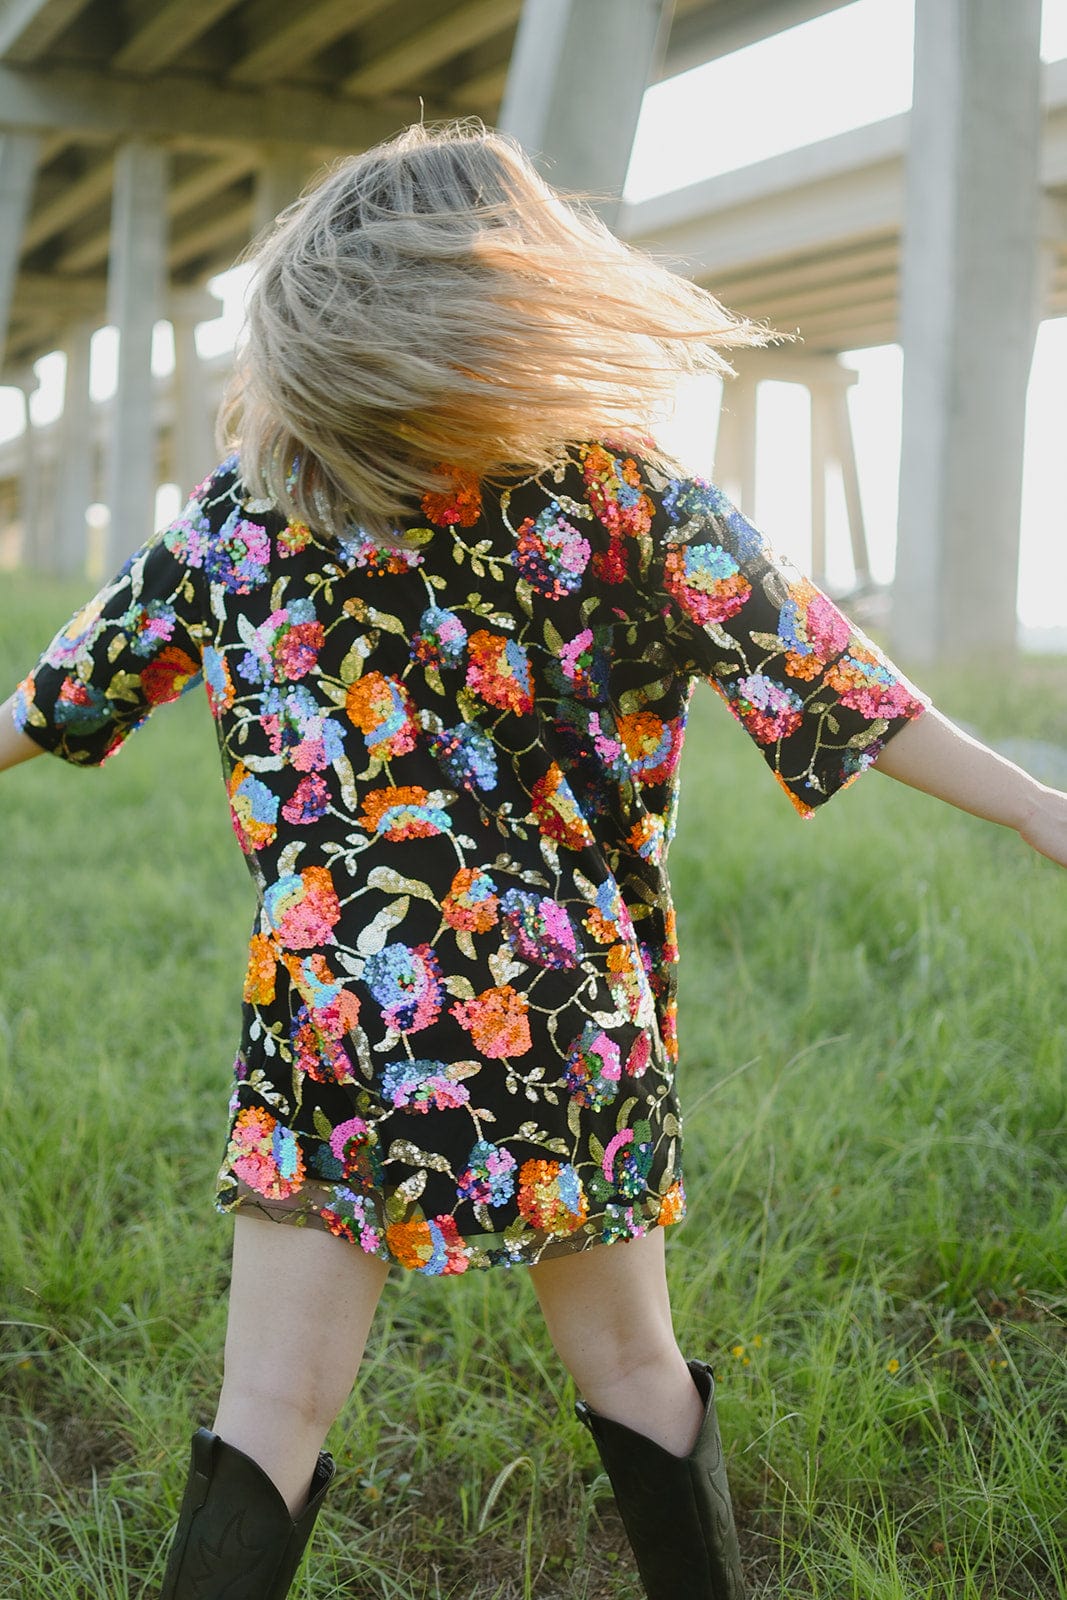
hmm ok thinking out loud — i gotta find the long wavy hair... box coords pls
[220,118,769,539]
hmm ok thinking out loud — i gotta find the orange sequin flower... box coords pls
[516,1158,589,1233]
[442,867,499,933]
[243,932,277,1005]
[658,1181,686,1226]
[358,785,449,840]
[450,984,532,1059]
[421,468,482,528]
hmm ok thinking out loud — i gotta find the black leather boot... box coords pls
[159,1428,335,1600]
[575,1359,746,1600]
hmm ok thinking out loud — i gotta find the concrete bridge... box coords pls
[0,0,1054,662]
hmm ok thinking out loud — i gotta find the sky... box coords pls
[3,0,1066,633]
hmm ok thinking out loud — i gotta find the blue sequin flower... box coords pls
[430,721,498,792]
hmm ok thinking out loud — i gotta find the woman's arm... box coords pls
[0,693,45,773]
[872,705,1067,868]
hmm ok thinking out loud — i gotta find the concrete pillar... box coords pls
[171,295,218,493]
[810,367,870,588]
[713,375,757,513]
[253,146,309,236]
[498,0,674,225]
[55,318,95,578]
[104,139,168,569]
[0,132,39,371]
[809,381,830,580]
[1036,197,1067,330]
[892,0,1043,663]
[10,369,43,570]
[831,383,871,587]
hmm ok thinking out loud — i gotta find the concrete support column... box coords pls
[713,375,757,513]
[104,139,168,569]
[171,295,217,494]
[1036,197,1067,330]
[0,132,40,370]
[499,0,674,225]
[892,0,1043,663]
[810,368,870,588]
[10,368,44,569]
[810,381,830,580]
[55,318,96,578]
[832,383,870,587]
[253,146,309,236]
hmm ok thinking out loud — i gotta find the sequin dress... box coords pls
[14,442,927,1273]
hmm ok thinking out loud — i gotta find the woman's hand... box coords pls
[0,692,45,773]
[872,705,1066,867]
[1017,784,1067,868]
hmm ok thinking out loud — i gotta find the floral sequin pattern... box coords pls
[15,442,926,1271]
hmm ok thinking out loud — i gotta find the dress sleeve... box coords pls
[653,475,929,817]
[11,505,210,768]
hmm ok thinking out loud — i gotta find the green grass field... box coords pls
[1,572,1065,1599]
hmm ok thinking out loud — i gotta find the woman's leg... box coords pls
[527,1227,703,1457]
[211,1213,391,1513]
[530,1228,746,1599]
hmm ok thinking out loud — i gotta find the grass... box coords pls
[1,571,1065,1599]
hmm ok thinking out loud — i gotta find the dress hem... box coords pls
[214,1174,686,1274]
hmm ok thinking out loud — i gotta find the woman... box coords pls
[3,120,1064,1600]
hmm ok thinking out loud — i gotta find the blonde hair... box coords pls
[220,118,769,539]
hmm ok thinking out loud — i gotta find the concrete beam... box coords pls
[0,0,92,62]
[434,25,513,110]
[170,286,225,322]
[727,350,859,388]
[10,275,219,334]
[892,0,1043,663]
[230,0,390,85]
[634,190,902,294]
[0,315,51,369]
[500,0,672,223]
[745,269,898,323]
[113,0,239,74]
[13,270,105,314]
[663,0,849,78]
[448,58,510,111]
[789,298,899,342]
[342,0,521,97]
[623,114,907,242]
[167,203,252,271]
[713,238,899,303]
[0,131,39,371]
[22,149,113,251]
[37,131,70,162]
[0,62,436,147]
[57,152,254,273]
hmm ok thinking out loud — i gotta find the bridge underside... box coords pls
[0,0,1056,662]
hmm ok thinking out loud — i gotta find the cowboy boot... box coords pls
[159,1428,335,1600]
[575,1359,746,1600]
